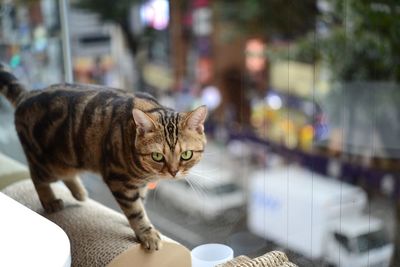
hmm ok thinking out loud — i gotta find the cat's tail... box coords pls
[0,63,28,107]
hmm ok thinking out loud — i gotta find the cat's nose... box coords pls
[168,168,178,177]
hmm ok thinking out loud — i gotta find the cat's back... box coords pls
[14,83,136,170]
[15,83,132,122]
[17,83,128,110]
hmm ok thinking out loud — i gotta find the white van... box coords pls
[248,165,393,267]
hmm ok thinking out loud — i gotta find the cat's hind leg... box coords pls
[16,128,64,212]
[63,175,88,201]
[24,158,63,212]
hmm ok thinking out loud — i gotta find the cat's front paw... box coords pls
[137,227,162,252]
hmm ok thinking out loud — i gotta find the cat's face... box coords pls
[133,106,207,180]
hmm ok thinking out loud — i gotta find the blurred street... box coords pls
[1,0,400,266]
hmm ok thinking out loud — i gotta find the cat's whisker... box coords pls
[187,178,205,196]
[187,171,217,182]
[191,169,233,179]
[188,178,209,193]
[186,176,212,197]
[185,177,207,198]
[186,173,210,182]
[184,177,200,196]
[189,168,221,174]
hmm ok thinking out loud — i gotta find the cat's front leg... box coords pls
[107,181,162,251]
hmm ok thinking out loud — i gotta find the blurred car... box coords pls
[156,163,245,220]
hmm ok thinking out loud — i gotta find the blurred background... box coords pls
[0,0,399,266]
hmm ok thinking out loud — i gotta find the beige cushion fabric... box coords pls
[2,180,186,267]
[0,153,29,190]
[217,251,298,267]
[107,242,191,267]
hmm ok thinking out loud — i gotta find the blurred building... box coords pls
[69,7,133,89]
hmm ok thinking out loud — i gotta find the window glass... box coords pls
[1,1,399,266]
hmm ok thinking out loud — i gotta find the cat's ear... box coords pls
[184,105,208,134]
[132,109,156,133]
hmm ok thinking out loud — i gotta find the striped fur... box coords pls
[0,69,207,251]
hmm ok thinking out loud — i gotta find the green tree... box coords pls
[321,0,400,81]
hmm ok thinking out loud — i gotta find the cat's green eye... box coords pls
[181,150,193,161]
[151,152,164,162]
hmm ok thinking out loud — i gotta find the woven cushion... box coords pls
[2,179,184,267]
[217,251,298,267]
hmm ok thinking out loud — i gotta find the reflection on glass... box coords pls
[208,183,240,195]
[356,230,390,254]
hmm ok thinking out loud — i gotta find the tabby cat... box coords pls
[0,64,207,251]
